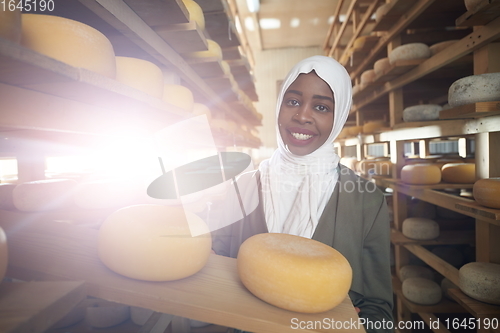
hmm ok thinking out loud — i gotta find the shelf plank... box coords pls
[391,229,475,246]
[372,0,417,32]
[448,288,500,319]
[0,281,87,333]
[154,21,208,54]
[439,101,500,119]
[373,59,426,84]
[456,0,500,27]
[392,275,467,314]
[454,201,500,221]
[185,57,226,78]
[0,214,363,333]
[123,0,190,26]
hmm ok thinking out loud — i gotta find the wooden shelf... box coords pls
[392,275,467,314]
[185,57,226,79]
[440,101,500,120]
[391,229,475,246]
[448,288,500,319]
[456,0,500,27]
[372,0,417,32]
[154,21,208,54]
[0,216,363,333]
[0,280,87,333]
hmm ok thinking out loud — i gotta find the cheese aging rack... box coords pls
[326,0,500,331]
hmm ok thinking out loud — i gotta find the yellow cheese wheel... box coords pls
[237,233,352,313]
[115,57,164,99]
[98,205,212,281]
[360,69,376,84]
[441,163,475,184]
[346,125,363,136]
[0,226,7,283]
[473,178,500,209]
[183,39,222,60]
[162,84,194,112]
[183,0,205,30]
[192,102,212,121]
[21,14,116,78]
[401,164,441,185]
[12,179,78,211]
[374,57,391,76]
[0,6,21,43]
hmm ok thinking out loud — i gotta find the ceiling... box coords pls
[232,0,366,51]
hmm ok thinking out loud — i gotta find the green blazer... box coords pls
[212,165,394,333]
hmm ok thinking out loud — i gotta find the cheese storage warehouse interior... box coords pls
[0,0,500,332]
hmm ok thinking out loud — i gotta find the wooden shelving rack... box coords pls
[326,0,500,331]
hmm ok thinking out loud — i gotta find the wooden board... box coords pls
[0,214,364,333]
[123,0,190,26]
[185,57,226,78]
[373,59,426,84]
[439,101,500,119]
[454,201,500,221]
[448,289,500,319]
[372,0,417,31]
[456,0,500,27]
[0,281,86,333]
[390,229,475,246]
[155,21,209,54]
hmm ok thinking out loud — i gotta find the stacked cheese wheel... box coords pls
[402,217,440,240]
[459,262,500,305]
[401,164,441,185]
[183,39,223,60]
[448,73,500,107]
[115,57,164,99]
[237,233,352,313]
[163,84,195,112]
[402,277,442,305]
[473,178,500,209]
[388,43,431,64]
[183,0,205,30]
[403,104,442,122]
[441,163,475,184]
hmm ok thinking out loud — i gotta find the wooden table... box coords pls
[0,210,364,333]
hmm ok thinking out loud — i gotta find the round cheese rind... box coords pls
[389,43,431,64]
[374,57,391,76]
[0,7,21,43]
[400,265,434,282]
[0,227,7,283]
[183,39,222,59]
[163,84,194,112]
[429,40,458,56]
[12,179,78,211]
[403,104,442,122]
[237,233,352,313]
[441,163,475,184]
[98,205,212,281]
[361,69,376,84]
[374,3,391,22]
[402,278,442,305]
[449,73,500,107]
[115,57,164,99]
[21,14,116,78]
[362,120,386,134]
[459,262,500,305]
[473,178,500,209]
[183,0,205,30]
[465,0,484,11]
[402,217,440,240]
[401,164,441,185]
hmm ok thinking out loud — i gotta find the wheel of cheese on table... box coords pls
[183,0,205,30]
[0,183,16,210]
[400,265,434,282]
[115,57,164,99]
[130,306,154,326]
[402,217,440,240]
[441,278,458,301]
[459,262,500,305]
[98,205,211,281]
[0,227,7,283]
[464,0,484,11]
[237,233,352,313]
[403,104,442,122]
[0,6,21,43]
[86,300,130,328]
[448,73,500,107]
[388,43,431,64]
[360,69,376,84]
[401,164,441,185]
[362,120,386,134]
[429,40,458,56]
[374,57,391,76]
[183,39,223,60]
[73,179,140,210]
[441,163,475,184]
[473,178,500,209]
[402,278,442,305]
[374,3,391,22]
[12,179,78,211]
[162,84,194,112]
[21,14,116,78]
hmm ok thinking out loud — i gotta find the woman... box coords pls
[212,55,394,332]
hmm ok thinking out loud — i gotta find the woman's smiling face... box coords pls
[278,71,335,156]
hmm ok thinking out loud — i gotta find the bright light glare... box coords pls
[0,158,18,182]
[290,18,300,28]
[245,16,255,31]
[259,18,281,30]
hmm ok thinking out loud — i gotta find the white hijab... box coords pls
[258,55,352,238]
